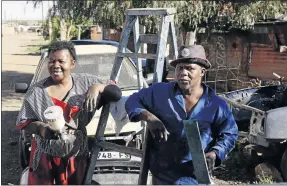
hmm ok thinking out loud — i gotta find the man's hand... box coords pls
[205,151,216,175]
[85,84,106,112]
[146,114,170,142]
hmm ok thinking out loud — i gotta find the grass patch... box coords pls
[26,46,41,54]
[26,42,50,55]
[258,176,274,184]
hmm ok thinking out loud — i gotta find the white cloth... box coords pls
[109,96,130,136]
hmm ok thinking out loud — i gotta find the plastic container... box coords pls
[44,106,65,132]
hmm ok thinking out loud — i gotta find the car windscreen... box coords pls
[37,53,138,89]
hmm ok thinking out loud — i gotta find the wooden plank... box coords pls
[126,8,176,16]
[183,120,212,185]
[139,34,158,44]
[118,52,157,59]
[83,104,111,184]
[96,141,143,157]
[218,95,265,114]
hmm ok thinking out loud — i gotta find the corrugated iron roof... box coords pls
[248,44,287,80]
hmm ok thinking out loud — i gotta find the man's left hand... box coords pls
[205,151,216,174]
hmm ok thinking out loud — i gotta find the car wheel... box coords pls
[280,148,287,181]
[19,131,30,169]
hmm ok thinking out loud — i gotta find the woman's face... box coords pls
[48,49,75,83]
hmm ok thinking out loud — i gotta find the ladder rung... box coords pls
[139,34,158,44]
[126,8,176,16]
[97,141,143,157]
[118,52,156,59]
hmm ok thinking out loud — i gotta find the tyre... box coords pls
[280,148,287,181]
[254,162,283,183]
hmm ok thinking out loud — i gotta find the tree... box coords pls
[91,0,287,44]
[30,0,93,40]
[30,0,287,42]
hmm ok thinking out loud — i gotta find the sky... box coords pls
[2,1,53,21]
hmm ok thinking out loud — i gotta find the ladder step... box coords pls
[126,8,176,16]
[97,141,143,157]
[118,52,156,59]
[139,34,158,44]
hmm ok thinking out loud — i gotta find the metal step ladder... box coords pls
[83,8,178,185]
[83,8,211,185]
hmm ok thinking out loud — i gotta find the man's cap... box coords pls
[170,45,211,69]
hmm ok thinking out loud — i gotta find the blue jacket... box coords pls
[125,82,238,184]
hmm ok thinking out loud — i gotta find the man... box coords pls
[125,45,238,185]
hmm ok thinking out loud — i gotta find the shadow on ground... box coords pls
[21,44,43,47]
[12,53,41,56]
[2,71,34,93]
[2,70,35,106]
[1,110,22,185]
[1,71,34,185]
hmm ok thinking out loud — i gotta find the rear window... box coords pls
[37,47,138,89]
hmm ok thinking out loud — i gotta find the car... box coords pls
[219,83,287,181]
[15,40,147,184]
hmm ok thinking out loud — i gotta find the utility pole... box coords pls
[42,1,44,25]
[48,1,53,41]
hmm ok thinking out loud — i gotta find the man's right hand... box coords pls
[146,114,170,142]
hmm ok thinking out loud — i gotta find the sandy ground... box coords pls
[1,32,45,184]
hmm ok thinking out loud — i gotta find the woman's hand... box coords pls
[85,84,106,112]
[22,121,57,139]
[39,125,58,139]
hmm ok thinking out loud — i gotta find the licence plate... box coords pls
[97,151,131,160]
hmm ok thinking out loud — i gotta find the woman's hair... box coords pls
[48,41,77,61]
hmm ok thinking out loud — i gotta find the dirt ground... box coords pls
[1,32,45,185]
[1,32,255,185]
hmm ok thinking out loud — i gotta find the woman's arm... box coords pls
[22,121,56,139]
[85,83,107,112]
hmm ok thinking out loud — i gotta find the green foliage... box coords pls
[257,176,274,184]
[31,0,287,37]
[31,0,93,40]
[41,15,92,41]
[232,1,287,30]
[91,0,287,32]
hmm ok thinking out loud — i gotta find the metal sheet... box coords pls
[264,107,287,139]
[248,44,287,80]
[183,120,211,184]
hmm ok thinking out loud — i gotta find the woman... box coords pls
[16,41,110,185]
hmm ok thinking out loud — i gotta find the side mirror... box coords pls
[15,83,28,93]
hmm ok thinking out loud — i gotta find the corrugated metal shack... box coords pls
[197,19,287,93]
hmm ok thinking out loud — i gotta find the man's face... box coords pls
[175,63,204,91]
